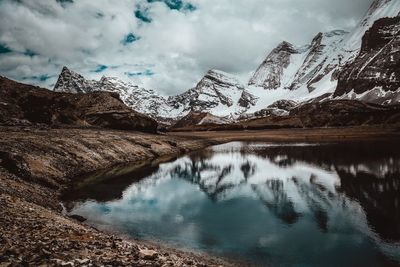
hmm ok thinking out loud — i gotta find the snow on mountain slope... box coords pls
[171,70,257,118]
[54,67,99,94]
[243,30,351,113]
[97,76,180,118]
[334,14,400,104]
[247,0,400,108]
[249,30,348,93]
[54,67,179,119]
[249,41,306,89]
[54,68,257,120]
[342,0,400,57]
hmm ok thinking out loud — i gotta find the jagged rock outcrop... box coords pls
[54,67,175,119]
[0,76,158,132]
[240,100,298,120]
[98,76,176,119]
[54,68,256,120]
[249,30,348,93]
[291,30,348,92]
[255,100,298,117]
[248,0,400,105]
[268,100,298,111]
[172,111,230,129]
[54,67,98,94]
[334,15,400,104]
[249,41,301,89]
[238,90,258,108]
[342,0,400,55]
[171,70,254,116]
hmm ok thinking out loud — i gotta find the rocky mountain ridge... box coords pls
[334,15,400,104]
[55,68,258,121]
[249,0,400,101]
[53,0,400,124]
[170,70,257,117]
[55,67,174,119]
[249,30,348,93]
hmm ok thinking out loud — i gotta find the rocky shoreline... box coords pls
[2,125,400,266]
[0,126,234,267]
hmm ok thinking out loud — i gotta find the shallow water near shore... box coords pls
[66,141,400,267]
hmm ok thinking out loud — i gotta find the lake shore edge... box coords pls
[1,125,400,266]
[0,126,233,267]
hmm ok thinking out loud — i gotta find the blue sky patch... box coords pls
[0,44,12,54]
[22,74,51,82]
[147,0,196,12]
[24,50,39,57]
[92,65,108,73]
[183,3,196,12]
[125,69,155,77]
[122,33,141,45]
[135,6,152,23]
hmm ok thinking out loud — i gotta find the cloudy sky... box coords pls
[0,0,372,95]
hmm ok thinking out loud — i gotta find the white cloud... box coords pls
[0,0,372,95]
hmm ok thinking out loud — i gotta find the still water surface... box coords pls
[66,141,400,267]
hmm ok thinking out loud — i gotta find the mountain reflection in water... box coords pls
[67,141,400,267]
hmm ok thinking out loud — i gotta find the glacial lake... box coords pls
[65,141,400,267]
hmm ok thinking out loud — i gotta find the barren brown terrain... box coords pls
[170,125,400,143]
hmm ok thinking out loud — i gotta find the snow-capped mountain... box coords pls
[248,0,400,106]
[249,30,348,93]
[53,0,400,122]
[334,14,400,104]
[54,68,257,120]
[55,67,180,119]
[169,70,257,118]
[54,66,99,94]
[341,0,400,56]
[95,76,178,119]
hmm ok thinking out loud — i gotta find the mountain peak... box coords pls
[275,41,297,53]
[248,41,300,89]
[343,0,400,53]
[249,27,350,91]
[277,41,293,47]
[203,69,243,88]
[207,69,232,77]
[59,66,82,77]
[54,66,91,93]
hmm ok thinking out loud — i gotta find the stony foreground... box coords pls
[0,194,230,267]
[0,127,233,267]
